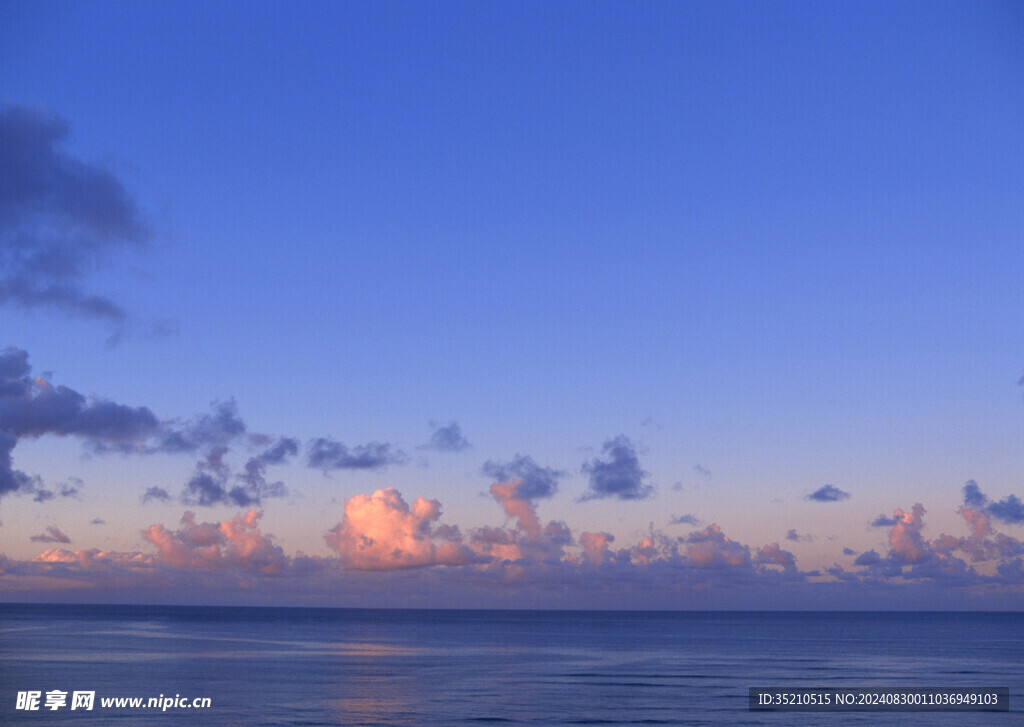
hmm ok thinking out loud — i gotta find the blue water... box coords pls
[0,605,1020,725]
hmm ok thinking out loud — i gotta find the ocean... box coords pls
[0,605,1020,725]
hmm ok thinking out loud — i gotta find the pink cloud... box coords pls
[490,481,541,538]
[946,505,1024,563]
[579,531,615,565]
[685,525,750,568]
[144,509,287,572]
[887,504,930,565]
[325,488,475,570]
[32,548,154,569]
[469,481,572,565]
[755,543,796,570]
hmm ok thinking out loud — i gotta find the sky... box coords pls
[1,0,1023,609]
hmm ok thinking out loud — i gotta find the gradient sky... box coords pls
[1,1,1023,609]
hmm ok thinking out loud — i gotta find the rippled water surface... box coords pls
[0,605,1020,725]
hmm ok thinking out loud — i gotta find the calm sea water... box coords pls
[0,605,1020,726]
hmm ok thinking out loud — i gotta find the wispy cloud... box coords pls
[420,421,470,452]
[670,513,701,526]
[307,438,406,471]
[0,103,149,327]
[30,525,71,544]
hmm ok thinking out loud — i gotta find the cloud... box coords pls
[842,547,856,556]
[785,529,812,542]
[481,454,563,500]
[307,438,406,471]
[0,358,159,443]
[693,464,711,478]
[847,497,1024,585]
[755,543,797,570]
[180,446,233,506]
[578,531,615,566]
[30,526,71,544]
[581,435,652,500]
[251,437,299,465]
[325,488,475,570]
[807,485,849,502]
[1,349,298,509]
[143,510,287,573]
[9,490,1024,608]
[0,347,159,498]
[963,480,986,507]
[959,480,1024,525]
[141,486,171,504]
[234,437,299,505]
[178,445,290,508]
[467,482,573,565]
[0,103,149,323]
[988,495,1024,524]
[870,514,898,527]
[887,504,930,564]
[854,549,882,566]
[488,481,543,538]
[670,513,701,526]
[156,400,246,454]
[420,421,470,452]
[684,525,751,568]
[89,518,105,525]
[30,478,80,503]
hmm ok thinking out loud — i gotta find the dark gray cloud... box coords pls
[481,454,563,500]
[421,421,470,452]
[807,485,849,502]
[172,437,297,508]
[853,549,882,566]
[960,480,1024,524]
[581,435,652,501]
[307,438,406,471]
[157,400,246,454]
[180,446,262,508]
[0,429,38,497]
[1,348,299,508]
[870,514,898,527]
[31,479,79,503]
[0,359,159,443]
[693,464,711,479]
[90,518,105,525]
[962,480,986,508]
[180,459,229,505]
[30,525,71,544]
[254,437,299,466]
[233,437,299,505]
[988,496,1024,524]
[0,103,149,323]
[0,347,158,498]
[141,486,171,504]
[670,513,701,526]
[785,529,813,542]
[842,547,856,556]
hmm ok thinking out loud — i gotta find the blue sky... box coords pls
[1,1,1023,608]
